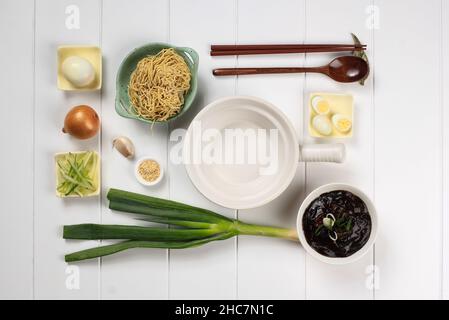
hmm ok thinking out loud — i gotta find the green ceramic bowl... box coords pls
[115,43,199,123]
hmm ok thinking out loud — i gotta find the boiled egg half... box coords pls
[332,114,352,133]
[311,96,330,115]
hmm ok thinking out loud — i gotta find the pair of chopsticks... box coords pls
[210,43,366,56]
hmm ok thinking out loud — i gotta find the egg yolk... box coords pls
[336,118,352,132]
[315,100,330,114]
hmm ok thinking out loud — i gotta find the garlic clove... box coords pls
[112,136,135,159]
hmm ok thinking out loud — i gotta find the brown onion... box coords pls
[62,105,100,140]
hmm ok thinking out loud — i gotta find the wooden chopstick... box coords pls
[210,46,366,56]
[211,43,365,51]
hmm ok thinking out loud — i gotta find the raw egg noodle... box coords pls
[128,48,191,121]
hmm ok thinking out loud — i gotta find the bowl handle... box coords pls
[178,47,199,73]
[299,144,345,163]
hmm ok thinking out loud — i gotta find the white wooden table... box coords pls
[1,0,448,300]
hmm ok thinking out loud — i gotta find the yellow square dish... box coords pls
[55,151,101,198]
[57,45,102,91]
[308,92,354,138]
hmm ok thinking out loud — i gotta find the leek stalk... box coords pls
[63,188,299,262]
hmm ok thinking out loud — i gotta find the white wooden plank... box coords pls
[34,0,101,299]
[303,0,374,300]
[168,0,238,300]
[0,0,34,299]
[100,0,169,299]
[236,0,306,300]
[442,0,449,300]
[374,0,442,299]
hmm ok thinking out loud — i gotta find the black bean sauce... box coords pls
[302,190,371,258]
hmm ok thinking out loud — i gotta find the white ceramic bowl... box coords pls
[296,183,378,265]
[134,157,164,186]
[183,96,345,209]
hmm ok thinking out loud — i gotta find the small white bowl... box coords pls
[296,183,378,265]
[134,157,164,186]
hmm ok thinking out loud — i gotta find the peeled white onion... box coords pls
[62,56,95,87]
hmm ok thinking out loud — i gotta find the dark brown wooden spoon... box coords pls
[212,56,369,83]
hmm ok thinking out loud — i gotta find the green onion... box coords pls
[107,188,230,223]
[63,224,221,241]
[56,152,98,196]
[63,188,298,262]
[65,233,234,263]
